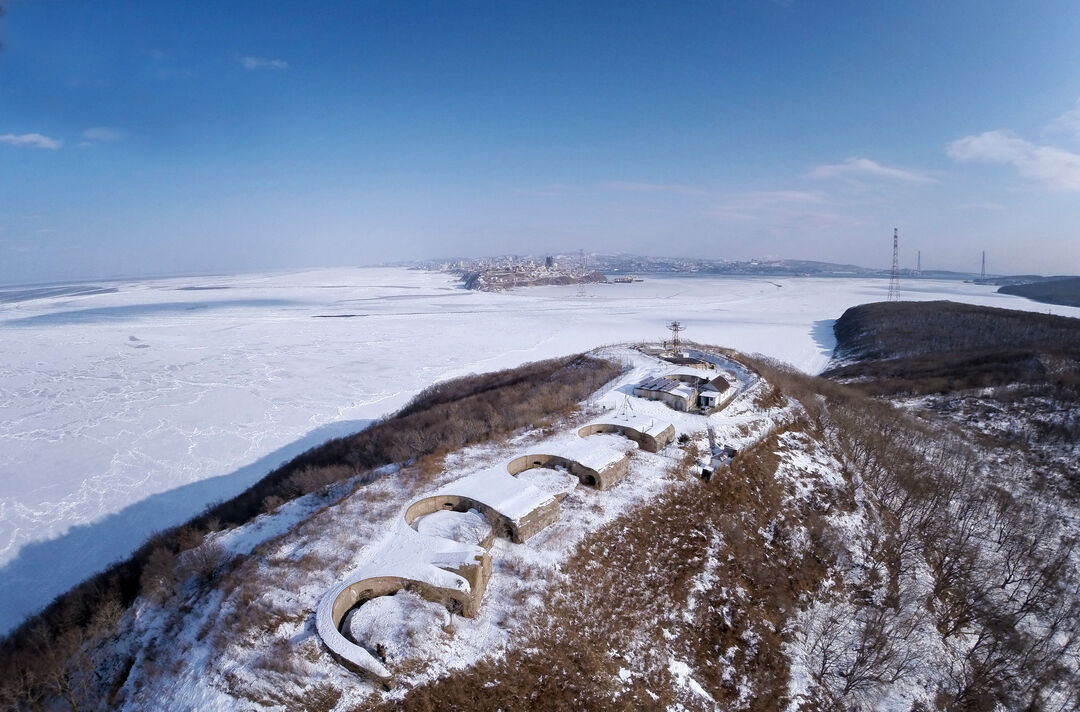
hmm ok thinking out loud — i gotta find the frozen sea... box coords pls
[1,267,1077,635]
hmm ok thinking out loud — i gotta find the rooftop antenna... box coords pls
[981,250,986,279]
[888,228,900,302]
[667,320,685,352]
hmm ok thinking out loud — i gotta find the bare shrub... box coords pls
[176,540,228,583]
[138,546,177,603]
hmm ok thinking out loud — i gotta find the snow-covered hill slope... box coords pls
[3,267,1077,636]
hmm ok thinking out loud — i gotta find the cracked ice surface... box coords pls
[2,266,1072,635]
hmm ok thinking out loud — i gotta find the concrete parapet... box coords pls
[506,451,631,490]
[404,495,516,541]
[577,422,675,453]
[317,553,491,681]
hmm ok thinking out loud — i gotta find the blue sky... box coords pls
[2,1,1079,284]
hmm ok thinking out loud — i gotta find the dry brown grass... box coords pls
[0,353,622,711]
[376,420,835,712]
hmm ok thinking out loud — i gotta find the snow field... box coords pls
[3,266,1077,636]
[107,345,786,710]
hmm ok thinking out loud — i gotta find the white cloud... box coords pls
[1045,100,1080,143]
[80,127,124,145]
[0,133,62,150]
[946,130,1080,190]
[239,56,288,70]
[809,156,937,184]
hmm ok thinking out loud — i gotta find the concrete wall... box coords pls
[651,423,677,450]
[404,494,516,542]
[632,387,691,412]
[507,453,598,485]
[577,422,676,453]
[668,373,708,386]
[506,452,631,490]
[328,559,491,630]
[515,496,562,542]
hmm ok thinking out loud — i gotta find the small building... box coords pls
[696,386,721,410]
[700,445,738,481]
[633,371,730,413]
[633,375,698,411]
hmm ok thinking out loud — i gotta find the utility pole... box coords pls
[888,228,900,302]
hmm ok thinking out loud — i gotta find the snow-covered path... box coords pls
[1,267,1076,635]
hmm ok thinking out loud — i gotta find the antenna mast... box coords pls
[888,228,900,302]
[667,320,685,352]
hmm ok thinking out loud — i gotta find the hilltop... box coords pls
[998,276,1080,308]
[4,303,1078,711]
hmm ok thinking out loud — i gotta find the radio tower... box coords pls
[887,228,900,302]
[667,320,685,352]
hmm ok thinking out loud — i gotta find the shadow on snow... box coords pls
[0,418,374,638]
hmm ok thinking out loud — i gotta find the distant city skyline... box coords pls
[2,1,1079,284]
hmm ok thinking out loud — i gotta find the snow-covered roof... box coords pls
[556,432,636,472]
[434,465,556,524]
[584,413,673,439]
[636,375,681,393]
[635,375,698,401]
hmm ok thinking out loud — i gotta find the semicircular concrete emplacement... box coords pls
[578,423,649,451]
[317,567,487,679]
[316,576,412,680]
[506,453,600,487]
[577,422,675,453]
[404,494,515,542]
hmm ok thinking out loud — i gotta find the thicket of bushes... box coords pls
[999,276,1080,308]
[0,353,622,711]
[826,301,1080,395]
[741,350,1080,709]
[822,395,1080,709]
[832,300,1080,362]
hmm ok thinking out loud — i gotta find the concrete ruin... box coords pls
[315,363,692,682]
[315,523,491,680]
[577,417,676,453]
[506,450,630,490]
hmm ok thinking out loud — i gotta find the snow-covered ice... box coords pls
[2,266,1077,635]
